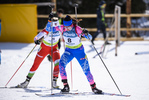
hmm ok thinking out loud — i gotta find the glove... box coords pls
[87,34,92,40]
[83,29,89,35]
[48,13,54,21]
[85,34,92,40]
[84,34,92,40]
[34,40,40,45]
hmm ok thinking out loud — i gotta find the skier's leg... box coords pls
[51,45,61,88]
[74,47,95,85]
[50,45,60,78]
[28,43,49,78]
[75,46,102,94]
[59,50,73,80]
[101,24,107,40]
[59,49,74,92]
[91,31,100,44]
[101,23,111,45]
[17,43,49,88]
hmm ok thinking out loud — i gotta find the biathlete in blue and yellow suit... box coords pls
[49,15,103,94]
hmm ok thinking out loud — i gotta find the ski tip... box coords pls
[0,86,7,88]
[102,92,131,97]
[116,94,131,97]
[119,93,131,97]
[125,95,131,97]
[0,86,47,89]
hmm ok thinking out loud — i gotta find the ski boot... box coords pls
[61,79,70,93]
[16,77,31,88]
[91,83,102,94]
[52,77,59,89]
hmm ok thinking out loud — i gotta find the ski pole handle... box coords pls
[49,5,55,13]
[75,4,78,7]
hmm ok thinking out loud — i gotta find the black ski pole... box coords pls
[75,4,78,24]
[85,31,122,95]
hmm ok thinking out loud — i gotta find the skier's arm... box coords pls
[34,31,47,45]
[34,21,51,44]
[34,13,56,44]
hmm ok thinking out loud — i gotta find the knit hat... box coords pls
[63,15,72,26]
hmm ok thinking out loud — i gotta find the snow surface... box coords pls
[0,41,149,100]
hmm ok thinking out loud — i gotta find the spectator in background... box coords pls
[57,8,64,25]
[91,0,111,45]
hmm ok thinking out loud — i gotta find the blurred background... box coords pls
[0,0,149,43]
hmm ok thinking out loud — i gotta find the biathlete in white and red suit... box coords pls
[49,15,103,94]
[17,17,61,88]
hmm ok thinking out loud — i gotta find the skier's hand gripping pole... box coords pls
[82,28,92,40]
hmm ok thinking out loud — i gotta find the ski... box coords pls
[135,51,149,55]
[35,91,82,97]
[35,91,130,97]
[0,86,47,89]
[49,87,62,90]
[103,92,130,97]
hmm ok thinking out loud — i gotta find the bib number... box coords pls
[68,38,72,43]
